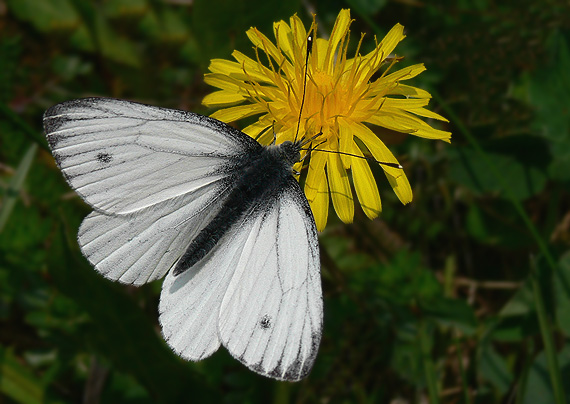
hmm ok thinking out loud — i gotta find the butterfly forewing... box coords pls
[43,98,260,215]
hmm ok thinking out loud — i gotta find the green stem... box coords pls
[454,336,472,404]
[531,262,566,404]
[514,339,534,404]
[0,144,38,233]
[0,103,48,151]
[419,321,440,404]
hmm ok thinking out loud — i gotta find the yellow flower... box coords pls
[203,9,451,231]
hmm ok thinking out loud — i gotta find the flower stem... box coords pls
[454,335,472,404]
[531,259,567,404]
[419,321,440,404]
[0,144,37,233]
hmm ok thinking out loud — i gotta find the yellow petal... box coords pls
[338,123,353,169]
[324,9,351,73]
[246,28,281,62]
[382,97,430,109]
[342,119,402,178]
[209,55,271,84]
[305,152,327,201]
[364,24,406,72]
[388,83,432,99]
[376,63,426,85]
[377,24,405,61]
[289,14,307,58]
[276,126,296,144]
[256,125,275,145]
[368,110,452,142]
[210,103,266,123]
[407,107,449,122]
[307,170,329,232]
[386,171,412,204]
[350,145,382,219]
[273,20,294,62]
[242,118,272,141]
[208,58,243,74]
[327,152,354,224]
[203,73,242,91]
[246,28,293,77]
[202,90,245,107]
[232,51,278,82]
[314,37,328,71]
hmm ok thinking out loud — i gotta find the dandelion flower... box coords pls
[203,9,451,231]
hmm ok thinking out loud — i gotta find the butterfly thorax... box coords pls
[264,141,302,170]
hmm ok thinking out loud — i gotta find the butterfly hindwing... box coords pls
[157,176,322,380]
[218,177,322,380]
[158,209,263,361]
[77,177,231,285]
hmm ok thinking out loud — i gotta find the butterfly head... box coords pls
[275,140,302,168]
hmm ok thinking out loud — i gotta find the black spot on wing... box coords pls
[96,152,113,164]
[259,315,271,330]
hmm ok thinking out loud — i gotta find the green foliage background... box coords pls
[1,0,570,403]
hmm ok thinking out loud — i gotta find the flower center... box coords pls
[300,69,351,139]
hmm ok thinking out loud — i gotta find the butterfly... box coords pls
[43,97,322,381]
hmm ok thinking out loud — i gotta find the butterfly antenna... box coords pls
[300,147,403,169]
[294,34,313,144]
[299,127,322,148]
[271,120,277,145]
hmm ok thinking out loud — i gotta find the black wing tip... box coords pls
[44,98,104,137]
[44,97,103,119]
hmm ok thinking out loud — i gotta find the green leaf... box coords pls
[499,279,535,317]
[554,251,570,336]
[68,0,141,67]
[191,0,301,65]
[521,344,570,404]
[421,298,477,335]
[6,0,79,32]
[0,143,37,233]
[448,146,547,201]
[478,343,513,395]
[0,346,45,404]
[47,225,219,402]
[512,31,570,181]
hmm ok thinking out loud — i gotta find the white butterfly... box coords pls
[43,98,322,381]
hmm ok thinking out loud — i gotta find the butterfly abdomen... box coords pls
[173,141,302,275]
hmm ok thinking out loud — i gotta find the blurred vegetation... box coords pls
[1,0,570,403]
